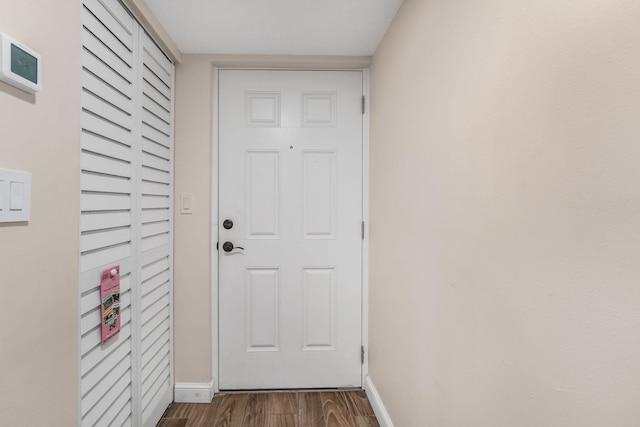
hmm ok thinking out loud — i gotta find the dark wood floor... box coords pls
[157,390,379,427]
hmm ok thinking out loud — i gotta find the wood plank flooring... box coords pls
[157,390,379,427]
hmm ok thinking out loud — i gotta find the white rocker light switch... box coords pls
[0,168,31,223]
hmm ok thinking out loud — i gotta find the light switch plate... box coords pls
[0,168,31,222]
[181,194,193,214]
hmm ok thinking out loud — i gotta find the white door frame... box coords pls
[210,66,370,392]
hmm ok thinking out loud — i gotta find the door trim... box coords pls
[210,67,370,392]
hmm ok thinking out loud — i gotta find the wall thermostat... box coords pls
[0,33,42,93]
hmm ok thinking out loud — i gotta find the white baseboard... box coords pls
[174,380,215,403]
[365,375,394,427]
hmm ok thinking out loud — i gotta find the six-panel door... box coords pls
[219,70,364,389]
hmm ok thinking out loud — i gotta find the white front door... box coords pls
[218,70,364,389]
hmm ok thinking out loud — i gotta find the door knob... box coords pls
[222,241,244,253]
[223,219,233,230]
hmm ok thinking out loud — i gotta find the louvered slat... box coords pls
[82,151,132,179]
[142,54,171,89]
[83,6,133,67]
[141,208,170,224]
[141,271,170,298]
[141,282,169,310]
[142,294,170,326]
[112,401,133,427]
[141,138,170,159]
[142,108,170,135]
[97,0,135,34]
[81,227,131,255]
[140,328,170,367]
[82,132,132,161]
[81,244,131,273]
[141,166,170,184]
[140,257,170,281]
[81,171,131,194]
[141,221,170,238]
[82,111,133,147]
[142,93,170,123]
[141,152,169,171]
[142,122,171,147]
[81,322,132,375]
[82,374,131,426]
[141,307,169,346]
[82,211,131,232]
[141,195,170,210]
[142,77,170,110]
[82,90,133,131]
[142,339,170,378]
[84,0,134,51]
[141,234,169,252]
[142,352,170,395]
[141,181,170,196]
[82,26,132,81]
[142,361,170,408]
[82,71,132,114]
[82,49,133,99]
[81,193,131,212]
[81,341,131,392]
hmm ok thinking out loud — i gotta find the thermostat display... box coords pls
[11,44,38,84]
[0,33,42,93]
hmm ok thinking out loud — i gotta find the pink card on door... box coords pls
[100,266,121,344]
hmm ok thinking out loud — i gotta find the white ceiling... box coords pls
[144,0,404,56]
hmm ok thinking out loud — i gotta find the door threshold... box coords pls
[217,387,362,394]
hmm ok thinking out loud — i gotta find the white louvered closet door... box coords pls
[80,0,174,426]
[137,31,174,427]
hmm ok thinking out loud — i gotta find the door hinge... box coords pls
[216,241,219,251]
[361,221,365,240]
[361,346,365,364]
[361,95,365,114]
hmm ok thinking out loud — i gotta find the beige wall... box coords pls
[0,0,80,425]
[174,55,214,382]
[369,0,640,426]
